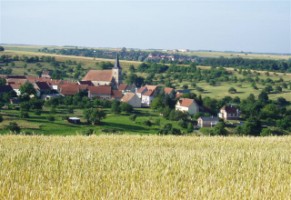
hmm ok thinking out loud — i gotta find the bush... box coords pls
[260,128,272,136]
[83,129,94,136]
[6,122,21,134]
[47,115,55,121]
[0,114,3,123]
[34,109,42,115]
[228,87,237,94]
[129,114,137,121]
[19,111,29,118]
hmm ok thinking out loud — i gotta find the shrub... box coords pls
[6,122,21,134]
[83,129,94,136]
[129,114,137,121]
[228,87,237,94]
[20,111,29,118]
[47,115,55,121]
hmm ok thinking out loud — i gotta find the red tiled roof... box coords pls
[88,85,111,95]
[10,83,22,89]
[118,83,128,90]
[178,98,196,107]
[83,70,112,82]
[137,86,147,93]
[112,90,123,99]
[60,83,80,96]
[145,85,157,91]
[121,92,135,102]
[164,87,174,94]
[143,90,155,97]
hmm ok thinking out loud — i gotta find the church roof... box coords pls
[82,70,113,82]
[113,54,121,69]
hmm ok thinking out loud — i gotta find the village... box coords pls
[0,55,242,130]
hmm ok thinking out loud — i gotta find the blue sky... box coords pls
[0,0,290,53]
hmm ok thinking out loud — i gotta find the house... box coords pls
[118,83,136,94]
[121,92,141,108]
[10,83,22,96]
[218,105,240,120]
[141,90,156,107]
[164,87,174,95]
[34,81,52,96]
[111,90,123,100]
[78,80,94,86]
[59,83,80,96]
[135,85,158,107]
[136,86,148,98]
[82,55,122,87]
[87,85,111,99]
[6,77,27,85]
[197,116,219,128]
[175,98,199,115]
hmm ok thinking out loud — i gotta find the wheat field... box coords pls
[0,135,290,199]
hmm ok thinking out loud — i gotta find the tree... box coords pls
[111,100,121,114]
[83,108,106,125]
[212,122,227,136]
[19,82,36,96]
[258,91,269,104]
[228,87,237,94]
[120,103,133,113]
[151,96,163,110]
[0,114,3,123]
[274,85,282,93]
[0,78,6,86]
[0,46,4,51]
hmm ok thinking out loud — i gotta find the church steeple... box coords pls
[113,54,121,69]
[112,53,122,86]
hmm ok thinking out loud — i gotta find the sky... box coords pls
[0,0,290,53]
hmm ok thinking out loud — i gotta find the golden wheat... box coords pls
[0,135,290,199]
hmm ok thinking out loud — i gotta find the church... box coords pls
[82,54,122,88]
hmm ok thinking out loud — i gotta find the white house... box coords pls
[197,116,219,127]
[141,90,155,107]
[218,105,240,120]
[175,98,199,115]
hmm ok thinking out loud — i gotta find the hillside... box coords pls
[0,135,290,199]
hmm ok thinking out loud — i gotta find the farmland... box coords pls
[0,135,290,199]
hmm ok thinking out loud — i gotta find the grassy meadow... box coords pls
[0,107,181,135]
[0,135,290,199]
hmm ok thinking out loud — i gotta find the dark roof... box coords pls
[78,81,94,86]
[35,81,51,91]
[0,85,13,94]
[113,54,121,69]
[221,105,238,113]
[6,75,26,79]
[199,116,219,122]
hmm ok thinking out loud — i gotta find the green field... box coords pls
[0,135,290,199]
[0,107,181,135]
